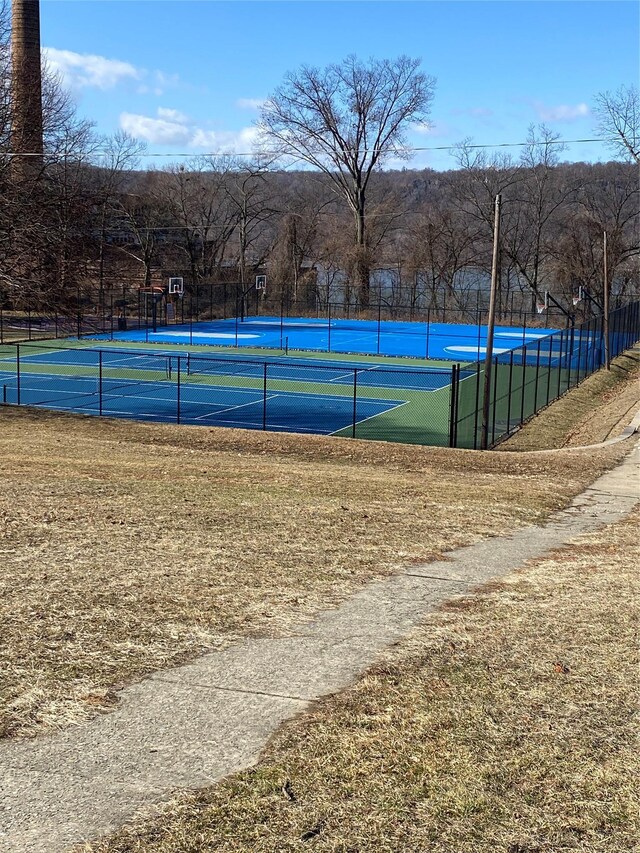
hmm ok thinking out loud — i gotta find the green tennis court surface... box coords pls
[0,343,458,445]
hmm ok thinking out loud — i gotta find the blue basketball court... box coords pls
[88,315,558,361]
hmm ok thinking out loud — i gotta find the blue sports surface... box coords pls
[88,315,559,360]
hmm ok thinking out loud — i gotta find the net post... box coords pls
[16,344,20,405]
[352,368,358,438]
[262,362,268,430]
[99,350,103,416]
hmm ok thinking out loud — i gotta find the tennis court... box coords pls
[0,344,456,442]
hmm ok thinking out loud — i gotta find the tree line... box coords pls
[1,19,638,318]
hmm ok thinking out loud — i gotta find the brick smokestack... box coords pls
[11,0,44,177]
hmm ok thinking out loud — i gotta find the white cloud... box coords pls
[236,98,266,110]
[191,125,259,152]
[44,47,141,90]
[119,108,259,152]
[120,110,191,145]
[157,107,188,123]
[44,48,181,96]
[534,102,589,122]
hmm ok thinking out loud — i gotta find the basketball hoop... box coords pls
[168,277,184,296]
[255,275,266,291]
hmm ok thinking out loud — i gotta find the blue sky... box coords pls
[40,0,639,170]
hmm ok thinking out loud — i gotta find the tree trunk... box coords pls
[354,200,369,307]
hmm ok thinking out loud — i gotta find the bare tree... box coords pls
[161,156,239,284]
[593,84,639,164]
[259,55,435,305]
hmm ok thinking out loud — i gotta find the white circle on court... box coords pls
[445,345,511,354]
[494,331,549,339]
[157,332,260,340]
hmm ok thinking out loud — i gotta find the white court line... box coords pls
[328,400,410,435]
[194,394,279,421]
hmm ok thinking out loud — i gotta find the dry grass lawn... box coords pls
[0,404,631,739]
[86,509,640,853]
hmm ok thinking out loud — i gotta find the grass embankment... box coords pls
[87,510,640,853]
[503,349,640,451]
[0,405,629,739]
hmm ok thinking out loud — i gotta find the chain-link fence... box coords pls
[0,343,457,446]
[451,300,640,448]
[2,277,621,348]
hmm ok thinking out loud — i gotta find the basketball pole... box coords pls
[480,194,501,451]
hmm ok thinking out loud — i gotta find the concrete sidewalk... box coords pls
[1,440,638,853]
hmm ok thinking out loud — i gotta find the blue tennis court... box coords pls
[88,315,559,360]
[0,368,408,434]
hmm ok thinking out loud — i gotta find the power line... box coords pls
[2,137,607,159]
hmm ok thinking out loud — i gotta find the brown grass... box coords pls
[0,404,630,739]
[86,509,640,853]
[503,349,640,451]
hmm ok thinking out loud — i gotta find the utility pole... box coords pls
[480,194,501,450]
[603,230,610,370]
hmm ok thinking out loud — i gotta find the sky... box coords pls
[39,0,639,171]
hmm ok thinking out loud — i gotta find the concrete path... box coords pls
[1,440,639,853]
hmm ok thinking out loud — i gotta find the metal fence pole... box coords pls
[472,361,481,450]
[16,344,21,405]
[327,300,332,352]
[506,352,514,434]
[426,309,430,358]
[556,330,563,398]
[491,355,499,445]
[520,347,527,426]
[99,350,103,416]
[263,362,268,430]
[448,364,459,448]
[177,356,181,424]
[352,368,358,438]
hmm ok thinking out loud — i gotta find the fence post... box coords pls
[472,361,481,450]
[557,330,564,398]
[377,301,381,355]
[491,355,499,445]
[426,309,430,358]
[352,368,358,438]
[506,352,513,434]
[520,349,527,426]
[177,356,181,424]
[99,350,103,416]
[263,362,267,430]
[327,300,331,352]
[16,344,20,405]
[448,364,459,448]
[533,340,542,410]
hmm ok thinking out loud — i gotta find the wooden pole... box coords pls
[603,230,610,370]
[480,194,501,450]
